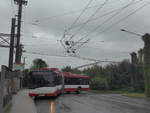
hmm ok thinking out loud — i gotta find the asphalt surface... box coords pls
[34,92,150,113]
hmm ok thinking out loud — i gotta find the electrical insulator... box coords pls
[72,50,75,53]
[65,41,70,46]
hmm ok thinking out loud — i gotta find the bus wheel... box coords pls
[66,91,70,94]
[76,90,81,94]
[76,87,81,94]
[34,96,38,100]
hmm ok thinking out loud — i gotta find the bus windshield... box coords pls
[30,71,57,88]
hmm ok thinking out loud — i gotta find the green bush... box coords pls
[91,77,109,90]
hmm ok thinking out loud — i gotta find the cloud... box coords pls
[0,0,150,69]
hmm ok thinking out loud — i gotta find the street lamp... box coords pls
[120,29,143,37]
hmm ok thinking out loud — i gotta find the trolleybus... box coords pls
[28,68,90,97]
[29,68,64,97]
[63,72,90,94]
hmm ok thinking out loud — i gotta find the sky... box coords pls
[0,0,150,69]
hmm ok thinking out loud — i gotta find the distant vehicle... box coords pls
[29,68,64,97]
[63,72,90,94]
[28,68,90,97]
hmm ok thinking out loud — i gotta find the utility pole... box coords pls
[142,33,150,97]
[130,52,138,91]
[23,56,26,65]
[120,29,150,97]
[9,18,16,70]
[14,0,27,64]
[0,66,5,113]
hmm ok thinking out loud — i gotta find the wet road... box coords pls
[35,92,150,113]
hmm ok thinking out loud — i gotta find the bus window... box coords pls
[64,78,69,85]
[30,71,56,88]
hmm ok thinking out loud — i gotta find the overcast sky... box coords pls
[0,0,150,69]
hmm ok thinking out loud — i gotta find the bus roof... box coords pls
[39,68,59,71]
[31,68,61,74]
[31,68,59,71]
[63,72,90,79]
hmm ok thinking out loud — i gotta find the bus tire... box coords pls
[66,91,70,94]
[34,96,38,100]
[76,88,81,94]
[76,90,80,94]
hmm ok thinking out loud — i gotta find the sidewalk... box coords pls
[9,89,37,113]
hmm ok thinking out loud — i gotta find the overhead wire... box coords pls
[60,0,110,53]
[32,0,123,23]
[22,0,146,61]
[71,55,99,62]
[24,51,68,58]
[71,7,125,29]
[79,0,136,40]
[71,54,120,63]
[60,7,121,42]
[73,0,142,50]
[98,1,150,34]
[68,0,94,31]
[62,7,125,50]
[73,39,90,52]
[23,47,121,63]
[74,60,120,69]
[60,3,133,53]
[61,0,109,53]
[70,6,128,51]
[24,51,103,62]
[74,0,148,57]
[23,3,122,27]
[60,0,94,42]
[74,0,141,31]
[69,0,110,41]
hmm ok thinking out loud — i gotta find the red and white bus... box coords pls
[29,68,64,97]
[28,68,90,97]
[63,72,90,94]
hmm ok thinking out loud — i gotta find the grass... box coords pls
[4,102,12,113]
[91,90,128,94]
[91,90,146,98]
[122,93,145,98]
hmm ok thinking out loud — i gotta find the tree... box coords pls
[62,66,72,72]
[62,66,82,74]
[81,59,144,92]
[31,58,48,70]
[91,77,109,90]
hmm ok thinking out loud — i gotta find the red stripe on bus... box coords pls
[64,88,90,92]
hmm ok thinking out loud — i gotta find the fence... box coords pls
[0,65,20,113]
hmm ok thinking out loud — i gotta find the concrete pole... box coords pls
[130,52,138,91]
[142,33,150,97]
[9,18,16,70]
[0,66,6,113]
[15,0,27,64]
[15,0,23,64]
